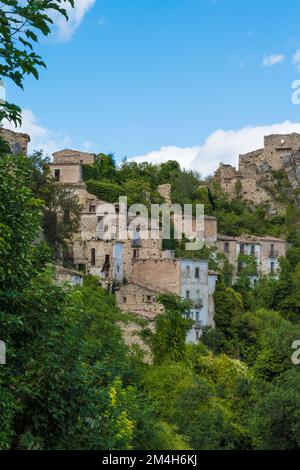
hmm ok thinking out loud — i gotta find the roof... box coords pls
[217,233,285,243]
[56,266,84,277]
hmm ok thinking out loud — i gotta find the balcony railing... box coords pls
[131,238,141,247]
[194,299,203,308]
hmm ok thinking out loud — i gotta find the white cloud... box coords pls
[292,49,300,73]
[131,121,300,177]
[4,109,71,157]
[54,0,96,42]
[262,53,285,67]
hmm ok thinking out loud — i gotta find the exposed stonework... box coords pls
[217,233,286,280]
[55,266,84,286]
[52,149,95,165]
[118,258,218,342]
[115,283,164,320]
[0,128,30,154]
[212,133,300,205]
[157,183,172,205]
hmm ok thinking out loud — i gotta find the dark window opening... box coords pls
[240,244,245,254]
[270,261,275,274]
[195,267,200,279]
[133,249,139,259]
[89,202,96,213]
[224,242,229,253]
[54,169,60,181]
[91,248,96,266]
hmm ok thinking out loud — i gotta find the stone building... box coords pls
[158,180,218,246]
[49,149,163,289]
[55,266,84,287]
[116,257,218,343]
[212,133,300,205]
[217,233,286,282]
[0,128,30,154]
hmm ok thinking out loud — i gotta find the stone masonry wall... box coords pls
[52,149,95,165]
[0,128,30,154]
[211,133,300,205]
[132,258,181,294]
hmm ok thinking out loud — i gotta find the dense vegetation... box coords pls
[1,149,300,450]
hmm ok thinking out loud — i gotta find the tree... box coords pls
[43,184,82,263]
[250,369,300,449]
[0,0,73,125]
[0,152,43,289]
[142,294,193,365]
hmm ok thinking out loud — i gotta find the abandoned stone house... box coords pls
[55,266,84,287]
[116,257,218,343]
[0,128,30,155]
[213,133,300,205]
[49,149,163,290]
[49,148,218,286]
[217,233,286,282]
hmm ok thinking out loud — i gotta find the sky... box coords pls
[6,0,300,176]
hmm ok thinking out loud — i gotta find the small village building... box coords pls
[217,233,286,282]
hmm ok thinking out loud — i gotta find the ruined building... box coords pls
[116,257,218,343]
[0,128,30,154]
[50,149,219,343]
[49,149,163,289]
[217,233,286,282]
[213,133,300,204]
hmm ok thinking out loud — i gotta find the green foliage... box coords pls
[142,294,193,365]
[0,0,74,125]
[0,152,43,289]
[250,369,300,449]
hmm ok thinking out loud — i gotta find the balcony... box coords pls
[194,299,203,308]
[194,321,203,330]
[131,238,141,248]
[269,250,279,258]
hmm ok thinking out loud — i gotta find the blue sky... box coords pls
[7,0,300,175]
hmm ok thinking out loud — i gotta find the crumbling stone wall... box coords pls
[211,133,300,205]
[0,128,30,154]
[52,149,95,165]
[157,183,172,205]
[132,258,181,294]
[116,283,164,320]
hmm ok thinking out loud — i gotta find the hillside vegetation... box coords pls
[1,150,300,449]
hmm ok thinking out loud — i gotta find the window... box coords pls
[224,242,229,253]
[146,295,152,303]
[196,311,200,321]
[196,331,199,342]
[270,261,275,274]
[251,244,255,256]
[240,244,245,254]
[89,202,96,213]
[54,169,60,181]
[270,243,275,257]
[133,249,140,259]
[195,267,200,279]
[91,248,96,266]
[186,290,190,300]
[123,297,127,303]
